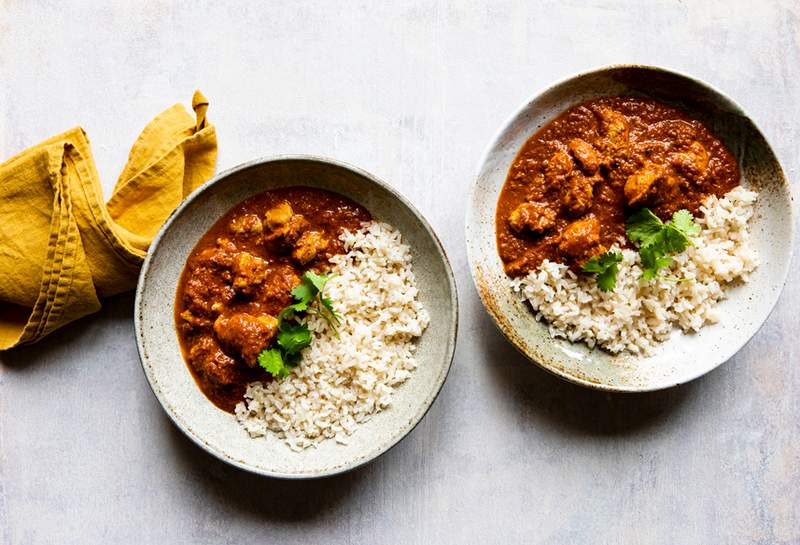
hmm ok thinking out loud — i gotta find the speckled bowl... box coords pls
[466,65,793,392]
[135,156,457,478]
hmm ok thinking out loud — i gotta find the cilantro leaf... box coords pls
[640,268,657,281]
[661,225,690,254]
[625,208,664,247]
[582,251,621,273]
[596,265,619,292]
[290,282,315,304]
[626,207,700,283]
[277,301,307,328]
[639,245,672,280]
[258,348,290,379]
[284,351,302,367]
[277,322,312,354]
[671,209,701,237]
[302,270,331,293]
[581,252,622,292]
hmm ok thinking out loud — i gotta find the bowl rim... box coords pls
[466,63,795,393]
[134,154,459,478]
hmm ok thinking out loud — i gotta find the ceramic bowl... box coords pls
[135,156,458,478]
[466,65,793,392]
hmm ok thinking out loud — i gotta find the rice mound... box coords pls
[235,221,430,450]
[510,187,759,355]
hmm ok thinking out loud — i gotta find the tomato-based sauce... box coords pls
[175,187,371,412]
[496,96,740,276]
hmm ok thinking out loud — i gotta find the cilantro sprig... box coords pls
[626,208,700,281]
[278,271,341,332]
[581,252,623,292]
[257,271,340,380]
[580,208,700,292]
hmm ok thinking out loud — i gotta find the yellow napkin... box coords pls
[0,91,217,350]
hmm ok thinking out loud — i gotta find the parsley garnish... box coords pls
[625,208,700,281]
[258,271,341,379]
[582,251,623,292]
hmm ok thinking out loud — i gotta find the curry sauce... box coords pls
[175,187,371,412]
[496,96,740,276]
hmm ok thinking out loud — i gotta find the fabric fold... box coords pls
[0,90,217,349]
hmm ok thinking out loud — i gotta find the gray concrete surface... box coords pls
[1,1,798,543]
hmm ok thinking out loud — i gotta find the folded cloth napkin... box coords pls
[0,91,217,350]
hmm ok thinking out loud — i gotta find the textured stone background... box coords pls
[1,1,798,544]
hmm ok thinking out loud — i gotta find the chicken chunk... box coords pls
[258,263,300,306]
[196,238,238,270]
[558,215,601,259]
[231,251,268,296]
[597,108,630,148]
[228,213,263,236]
[213,313,278,366]
[183,268,235,316]
[507,202,557,234]
[562,172,595,216]
[624,163,664,206]
[623,162,684,207]
[291,230,329,265]
[568,138,600,174]
[544,150,573,181]
[179,309,212,332]
[264,202,309,244]
[672,141,709,180]
[189,335,243,386]
[264,202,294,230]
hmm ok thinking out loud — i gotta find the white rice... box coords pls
[235,221,429,450]
[510,187,759,355]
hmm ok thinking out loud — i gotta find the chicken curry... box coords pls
[496,96,740,276]
[175,187,370,412]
